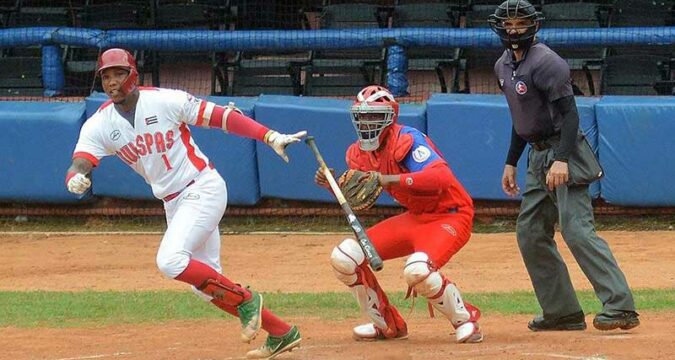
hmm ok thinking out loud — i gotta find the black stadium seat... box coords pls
[304,3,388,96]
[392,2,462,92]
[600,54,674,95]
[0,55,44,96]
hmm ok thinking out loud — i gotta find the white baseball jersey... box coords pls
[73,88,212,199]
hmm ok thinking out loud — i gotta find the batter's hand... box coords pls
[67,172,91,194]
[314,167,335,189]
[265,130,308,162]
[546,160,569,191]
[501,165,520,197]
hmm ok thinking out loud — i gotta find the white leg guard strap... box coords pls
[330,238,365,286]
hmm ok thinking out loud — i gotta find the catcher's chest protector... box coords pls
[347,125,446,212]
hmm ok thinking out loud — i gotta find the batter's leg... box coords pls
[156,170,265,342]
[191,227,293,337]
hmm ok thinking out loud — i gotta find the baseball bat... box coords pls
[305,136,384,272]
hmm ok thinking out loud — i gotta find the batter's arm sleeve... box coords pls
[552,95,580,162]
[505,126,527,166]
[179,91,269,141]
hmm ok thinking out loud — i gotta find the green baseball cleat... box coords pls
[238,290,264,343]
[246,326,302,359]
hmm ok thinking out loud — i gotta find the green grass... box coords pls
[1,289,674,328]
[1,214,674,233]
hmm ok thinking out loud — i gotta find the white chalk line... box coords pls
[0,231,348,236]
[52,352,133,360]
[522,353,607,360]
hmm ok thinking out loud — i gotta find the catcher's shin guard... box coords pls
[404,252,482,343]
[331,239,406,340]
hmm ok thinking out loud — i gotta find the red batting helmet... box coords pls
[97,48,139,95]
[350,85,400,151]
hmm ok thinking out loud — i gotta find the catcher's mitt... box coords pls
[337,169,383,211]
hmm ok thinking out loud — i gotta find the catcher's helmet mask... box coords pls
[97,48,139,97]
[350,85,400,151]
[488,0,544,51]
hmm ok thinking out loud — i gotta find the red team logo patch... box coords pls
[515,81,528,95]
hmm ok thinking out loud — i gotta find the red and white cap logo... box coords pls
[515,81,528,95]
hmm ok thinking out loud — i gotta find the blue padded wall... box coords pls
[254,95,425,205]
[427,94,600,200]
[596,96,675,206]
[85,93,260,204]
[427,94,528,201]
[0,102,86,202]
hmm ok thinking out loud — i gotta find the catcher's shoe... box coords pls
[238,290,263,343]
[455,321,483,343]
[246,325,302,359]
[593,311,640,331]
[352,323,409,341]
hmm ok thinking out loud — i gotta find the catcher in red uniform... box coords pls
[314,85,483,343]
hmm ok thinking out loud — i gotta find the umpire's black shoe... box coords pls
[593,311,640,331]
[528,311,587,332]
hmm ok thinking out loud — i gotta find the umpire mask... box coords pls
[488,0,543,50]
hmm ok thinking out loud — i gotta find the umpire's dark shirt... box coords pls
[494,42,574,142]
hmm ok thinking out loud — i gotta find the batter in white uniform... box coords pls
[66,48,303,359]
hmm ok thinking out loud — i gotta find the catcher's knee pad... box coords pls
[403,252,443,297]
[156,250,190,279]
[330,238,365,286]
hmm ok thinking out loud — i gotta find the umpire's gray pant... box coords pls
[516,147,635,318]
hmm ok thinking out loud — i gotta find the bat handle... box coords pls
[305,136,328,169]
[370,256,384,272]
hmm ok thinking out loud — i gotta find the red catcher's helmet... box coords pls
[97,48,139,95]
[350,85,400,151]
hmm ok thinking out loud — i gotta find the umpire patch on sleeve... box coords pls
[412,145,431,163]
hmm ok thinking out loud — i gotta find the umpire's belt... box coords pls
[530,135,560,152]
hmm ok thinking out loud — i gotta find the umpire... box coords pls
[488,0,639,331]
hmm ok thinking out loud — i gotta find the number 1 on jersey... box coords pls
[161,154,173,171]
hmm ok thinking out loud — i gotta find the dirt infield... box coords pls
[1,231,674,360]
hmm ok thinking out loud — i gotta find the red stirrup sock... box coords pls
[211,299,239,317]
[261,309,292,336]
[175,259,252,303]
